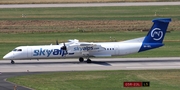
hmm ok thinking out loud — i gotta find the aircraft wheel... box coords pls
[87,59,91,63]
[11,60,15,64]
[79,57,84,62]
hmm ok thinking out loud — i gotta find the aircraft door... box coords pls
[114,45,119,55]
[27,47,32,58]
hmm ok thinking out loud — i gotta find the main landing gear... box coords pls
[11,60,15,64]
[79,57,84,62]
[79,57,92,63]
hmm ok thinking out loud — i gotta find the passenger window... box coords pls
[107,48,109,50]
[110,48,111,50]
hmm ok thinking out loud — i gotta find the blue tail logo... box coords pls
[151,28,163,41]
[139,18,171,52]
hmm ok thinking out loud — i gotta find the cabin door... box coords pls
[114,45,119,55]
[27,47,32,58]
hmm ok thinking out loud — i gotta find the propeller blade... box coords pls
[60,43,68,57]
[56,40,59,45]
[64,43,68,53]
[61,43,68,54]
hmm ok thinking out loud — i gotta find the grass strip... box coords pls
[0,0,179,4]
[7,70,180,90]
[0,6,180,20]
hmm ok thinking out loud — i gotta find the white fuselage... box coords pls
[3,42,142,60]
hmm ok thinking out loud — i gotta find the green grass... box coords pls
[0,5,180,20]
[0,0,179,4]
[7,70,180,90]
[0,6,179,33]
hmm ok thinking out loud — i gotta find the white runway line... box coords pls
[0,2,180,8]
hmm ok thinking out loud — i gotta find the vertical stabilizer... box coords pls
[143,18,171,43]
[139,18,171,52]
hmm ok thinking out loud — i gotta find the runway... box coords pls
[1,57,180,72]
[0,2,180,8]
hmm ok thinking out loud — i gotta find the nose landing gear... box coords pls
[87,58,92,63]
[11,60,15,64]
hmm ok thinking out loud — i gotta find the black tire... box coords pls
[79,57,84,62]
[11,60,15,64]
[87,59,91,63]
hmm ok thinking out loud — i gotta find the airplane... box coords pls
[3,18,171,64]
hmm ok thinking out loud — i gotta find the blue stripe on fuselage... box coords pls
[138,43,164,52]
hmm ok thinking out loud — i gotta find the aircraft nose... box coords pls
[3,52,13,60]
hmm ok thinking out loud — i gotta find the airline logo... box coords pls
[33,48,66,57]
[74,47,93,51]
[151,28,163,41]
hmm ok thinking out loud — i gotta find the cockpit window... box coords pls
[13,49,17,51]
[13,49,22,51]
[17,49,22,51]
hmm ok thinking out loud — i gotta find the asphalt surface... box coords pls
[0,2,180,8]
[1,57,180,72]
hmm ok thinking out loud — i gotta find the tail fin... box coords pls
[143,18,171,43]
[139,18,171,52]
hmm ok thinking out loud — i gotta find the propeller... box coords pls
[56,40,66,48]
[56,40,59,45]
[56,40,68,56]
[61,43,68,56]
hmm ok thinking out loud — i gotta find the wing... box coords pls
[67,43,105,53]
[80,43,105,52]
[66,40,107,57]
[79,44,111,57]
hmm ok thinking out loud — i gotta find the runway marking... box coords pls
[127,66,180,69]
[0,2,180,8]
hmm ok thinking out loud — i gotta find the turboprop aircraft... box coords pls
[3,18,171,64]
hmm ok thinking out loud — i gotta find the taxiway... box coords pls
[0,2,180,8]
[1,57,180,72]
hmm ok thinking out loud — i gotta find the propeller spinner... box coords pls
[56,40,59,45]
[56,40,68,56]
